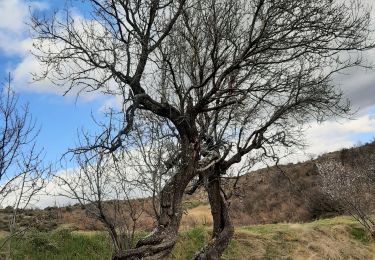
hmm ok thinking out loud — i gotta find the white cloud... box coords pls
[12,52,104,102]
[98,95,125,112]
[0,0,48,31]
[288,111,375,162]
[0,0,47,55]
[32,150,159,208]
[1,6,126,104]
[0,32,31,56]
[0,0,29,33]
[0,1,104,101]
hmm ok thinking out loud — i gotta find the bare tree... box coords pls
[56,110,175,256]
[0,76,49,256]
[30,0,374,258]
[317,150,375,237]
[57,150,144,256]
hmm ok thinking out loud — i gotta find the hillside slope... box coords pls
[3,217,374,260]
[2,141,375,231]
[173,217,375,260]
[225,140,375,225]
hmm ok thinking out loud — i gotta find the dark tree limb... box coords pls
[194,169,234,260]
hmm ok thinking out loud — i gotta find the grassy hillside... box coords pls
[224,140,375,225]
[55,141,375,228]
[2,141,375,234]
[2,141,375,259]
[2,216,374,260]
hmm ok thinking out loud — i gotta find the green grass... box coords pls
[172,227,208,259]
[1,228,112,260]
[308,216,356,226]
[349,226,370,243]
[1,216,374,260]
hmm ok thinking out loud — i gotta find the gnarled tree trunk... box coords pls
[114,143,199,260]
[113,176,189,259]
[194,169,234,260]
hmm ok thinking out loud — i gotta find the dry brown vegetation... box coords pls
[172,217,375,260]
[227,141,375,226]
[3,216,374,260]
[2,141,375,234]
[2,143,375,259]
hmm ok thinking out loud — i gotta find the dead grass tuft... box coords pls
[180,204,213,230]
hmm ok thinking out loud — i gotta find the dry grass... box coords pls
[172,216,375,259]
[220,217,374,260]
[0,230,8,239]
[6,216,373,259]
[180,204,213,230]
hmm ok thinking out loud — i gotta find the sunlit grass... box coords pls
[1,216,374,260]
[0,228,112,260]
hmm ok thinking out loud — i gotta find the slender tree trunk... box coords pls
[194,169,234,260]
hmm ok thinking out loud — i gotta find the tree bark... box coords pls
[114,142,199,259]
[193,169,234,260]
[112,176,187,259]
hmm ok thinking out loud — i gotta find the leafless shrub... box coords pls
[55,110,176,255]
[0,76,49,255]
[317,153,375,237]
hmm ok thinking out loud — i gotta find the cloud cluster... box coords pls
[0,0,104,101]
[1,0,375,208]
[0,0,47,56]
[4,0,375,108]
[288,112,375,162]
[3,1,375,147]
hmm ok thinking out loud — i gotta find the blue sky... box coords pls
[1,0,375,171]
[0,0,102,168]
[16,92,104,164]
[0,60,103,168]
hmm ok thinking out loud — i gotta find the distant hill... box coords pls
[2,140,375,231]
[227,140,375,225]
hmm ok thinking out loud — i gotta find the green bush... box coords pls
[349,226,369,243]
[29,236,59,253]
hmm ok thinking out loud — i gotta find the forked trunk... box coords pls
[193,170,234,260]
[113,148,234,260]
